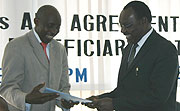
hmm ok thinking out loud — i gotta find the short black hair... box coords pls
[35,5,60,19]
[123,1,152,23]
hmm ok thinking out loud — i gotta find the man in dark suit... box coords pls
[83,1,179,111]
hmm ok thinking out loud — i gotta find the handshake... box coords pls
[81,96,114,111]
[44,87,114,111]
[25,83,114,111]
[43,87,114,111]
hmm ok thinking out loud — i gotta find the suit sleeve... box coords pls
[58,46,70,93]
[112,42,179,110]
[56,46,70,108]
[98,46,128,99]
[0,42,27,110]
[98,88,119,98]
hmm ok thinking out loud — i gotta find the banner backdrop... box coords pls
[0,0,180,111]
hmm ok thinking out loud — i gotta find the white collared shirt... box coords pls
[134,28,153,57]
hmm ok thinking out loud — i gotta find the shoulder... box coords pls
[6,31,31,49]
[153,31,177,54]
[51,39,66,51]
[156,34,176,50]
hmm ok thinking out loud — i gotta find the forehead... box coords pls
[41,11,61,24]
[119,8,136,24]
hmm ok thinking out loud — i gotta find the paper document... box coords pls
[44,88,92,103]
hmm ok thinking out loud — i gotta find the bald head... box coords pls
[35,5,61,20]
[34,5,61,43]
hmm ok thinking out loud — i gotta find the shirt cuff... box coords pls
[25,103,31,111]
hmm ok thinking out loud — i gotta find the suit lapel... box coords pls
[118,44,132,80]
[49,41,59,89]
[49,41,57,68]
[121,30,157,79]
[27,30,49,69]
[122,44,132,73]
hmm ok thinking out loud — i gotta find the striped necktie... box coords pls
[128,43,138,67]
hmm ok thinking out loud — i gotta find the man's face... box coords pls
[119,8,144,44]
[35,12,61,44]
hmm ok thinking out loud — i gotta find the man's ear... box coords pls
[34,18,39,25]
[141,17,148,24]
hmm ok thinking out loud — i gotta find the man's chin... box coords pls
[45,35,54,43]
[43,38,53,44]
[46,35,54,40]
[126,38,132,44]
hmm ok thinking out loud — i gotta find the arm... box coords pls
[0,42,27,110]
[0,42,60,110]
[98,87,119,99]
[58,47,70,93]
[56,46,71,109]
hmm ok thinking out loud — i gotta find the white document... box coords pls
[44,88,92,103]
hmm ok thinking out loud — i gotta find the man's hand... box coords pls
[82,96,113,111]
[25,83,59,104]
[81,96,99,109]
[61,99,79,109]
[93,97,113,111]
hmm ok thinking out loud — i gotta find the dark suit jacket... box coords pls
[99,30,179,111]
